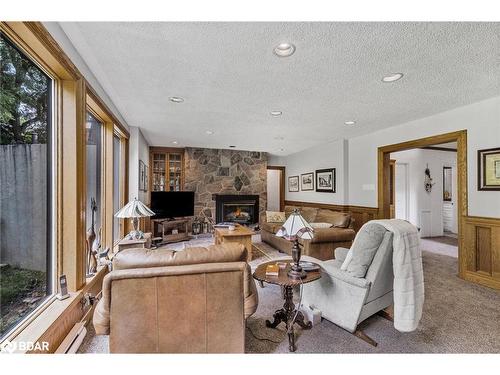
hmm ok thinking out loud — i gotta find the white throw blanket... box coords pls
[370,219,424,332]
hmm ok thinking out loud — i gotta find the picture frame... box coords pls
[477,147,500,191]
[288,175,299,192]
[443,166,452,201]
[315,168,336,193]
[139,160,147,191]
[301,172,314,191]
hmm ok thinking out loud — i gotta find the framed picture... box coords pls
[288,175,299,192]
[478,147,500,191]
[315,168,336,193]
[443,166,452,201]
[139,160,147,191]
[301,172,314,191]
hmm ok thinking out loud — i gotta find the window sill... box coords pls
[2,267,107,353]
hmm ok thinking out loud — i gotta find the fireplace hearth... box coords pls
[214,194,259,225]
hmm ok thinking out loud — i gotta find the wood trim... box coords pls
[421,146,458,152]
[267,165,286,211]
[378,130,469,280]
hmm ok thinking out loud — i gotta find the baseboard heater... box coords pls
[55,323,87,354]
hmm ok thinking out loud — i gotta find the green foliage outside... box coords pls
[0,33,50,145]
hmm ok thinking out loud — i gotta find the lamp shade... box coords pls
[114,198,155,218]
[275,209,314,240]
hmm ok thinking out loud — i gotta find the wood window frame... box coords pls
[0,22,129,349]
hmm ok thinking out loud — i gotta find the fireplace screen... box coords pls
[222,202,255,224]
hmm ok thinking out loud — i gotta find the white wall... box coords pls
[266,169,281,211]
[128,127,150,204]
[268,139,348,206]
[391,149,457,236]
[43,22,129,131]
[349,96,500,218]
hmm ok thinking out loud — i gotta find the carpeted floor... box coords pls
[79,238,500,354]
[420,236,458,258]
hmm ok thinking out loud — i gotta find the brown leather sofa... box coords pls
[260,205,356,260]
[93,243,258,353]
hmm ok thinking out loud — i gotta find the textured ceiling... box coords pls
[58,22,499,155]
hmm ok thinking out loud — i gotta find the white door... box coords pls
[266,169,281,211]
[395,163,409,221]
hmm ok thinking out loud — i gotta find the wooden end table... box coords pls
[253,259,321,352]
[214,224,254,261]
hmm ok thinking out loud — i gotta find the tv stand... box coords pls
[151,218,190,244]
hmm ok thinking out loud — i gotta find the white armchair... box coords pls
[302,224,394,346]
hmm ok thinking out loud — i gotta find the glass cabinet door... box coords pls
[152,153,166,191]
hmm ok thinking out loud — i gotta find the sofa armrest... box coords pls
[322,261,370,289]
[306,228,356,244]
[334,247,350,262]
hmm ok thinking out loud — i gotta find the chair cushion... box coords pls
[346,223,387,278]
[260,221,284,234]
[266,211,286,223]
[315,209,351,228]
[310,222,333,229]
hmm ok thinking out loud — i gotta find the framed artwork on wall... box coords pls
[301,172,314,191]
[478,147,500,191]
[288,175,299,192]
[139,160,147,191]
[315,168,336,193]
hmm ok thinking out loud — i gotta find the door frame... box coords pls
[377,130,467,278]
[267,165,286,211]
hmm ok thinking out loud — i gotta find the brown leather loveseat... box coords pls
[93,243,258,353]
[260,205,356,260]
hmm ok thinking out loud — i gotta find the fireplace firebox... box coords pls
[214,194,259,225]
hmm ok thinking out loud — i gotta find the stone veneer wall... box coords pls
[184,147,267,221]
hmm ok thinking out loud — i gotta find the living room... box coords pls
[1,1,499,372]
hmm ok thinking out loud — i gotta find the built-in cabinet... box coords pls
[149,147,185,191]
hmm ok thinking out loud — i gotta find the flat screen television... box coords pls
[150,191,195,219]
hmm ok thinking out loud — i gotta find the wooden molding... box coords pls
[421,146,458,152]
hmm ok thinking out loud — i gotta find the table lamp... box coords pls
[275,209,314,279]
[114,198,155,240]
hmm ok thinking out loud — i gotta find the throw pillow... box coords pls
[346,223,387,278]
[310,222,333,229]
[340,249,353,271]
[266,211,286,223]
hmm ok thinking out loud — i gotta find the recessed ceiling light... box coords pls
[382,73,404,83]
[270,111,282,116]
[273,43,295,57]
[229,145,236,148]
[169,96,184,103]
[344,121,356,125]
[206,130,214,135]
[278,148,285,152]
[172,141,178,145]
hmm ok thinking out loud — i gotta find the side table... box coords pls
[253,259,321,352]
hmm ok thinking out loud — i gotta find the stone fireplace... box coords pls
[214,194,259,225]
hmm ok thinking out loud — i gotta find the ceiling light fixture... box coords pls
[172,141,179,145]
[382,73,404,83]
[206,130,214,135]
[169,96,184,103]
[344,121,356,125]
[229,145,236,148]
[270,111,282,116]
[273,43,296,57]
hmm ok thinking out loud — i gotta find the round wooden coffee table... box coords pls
[253,259,321,352]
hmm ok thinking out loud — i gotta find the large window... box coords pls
[85,112,103,245]
[0,33,53,338]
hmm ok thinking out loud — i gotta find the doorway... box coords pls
[378,130,467,278]
[266,166,285,212]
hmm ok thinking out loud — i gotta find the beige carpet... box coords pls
[78,240,500,354]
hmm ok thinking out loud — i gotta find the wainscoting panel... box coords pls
[463,216,500,290]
